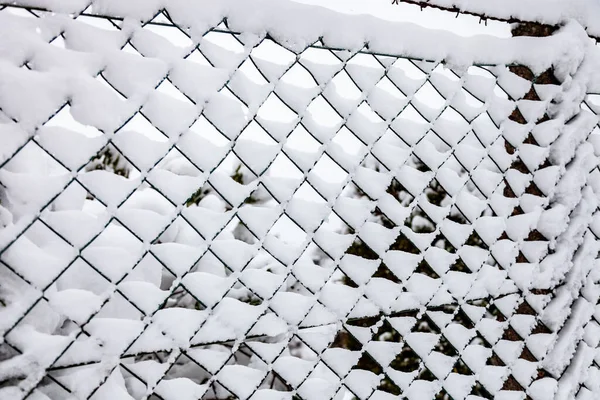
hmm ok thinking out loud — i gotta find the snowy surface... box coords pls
[381,0,600,39]
[0,0,599,400]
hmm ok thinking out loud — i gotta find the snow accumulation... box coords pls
[0,0,590,72]
[0,0,599,400]
[382,0,600,39]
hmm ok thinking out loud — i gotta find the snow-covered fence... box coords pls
[395,0,600,42]
[1,1,600,399]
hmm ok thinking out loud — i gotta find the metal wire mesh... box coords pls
[0,2,599,400]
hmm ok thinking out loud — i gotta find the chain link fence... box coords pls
[0,1,599,399]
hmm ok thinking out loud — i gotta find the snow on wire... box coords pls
[0,1,599,400]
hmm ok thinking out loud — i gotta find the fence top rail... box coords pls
[395,0,600,40]
[1,0,593,75]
